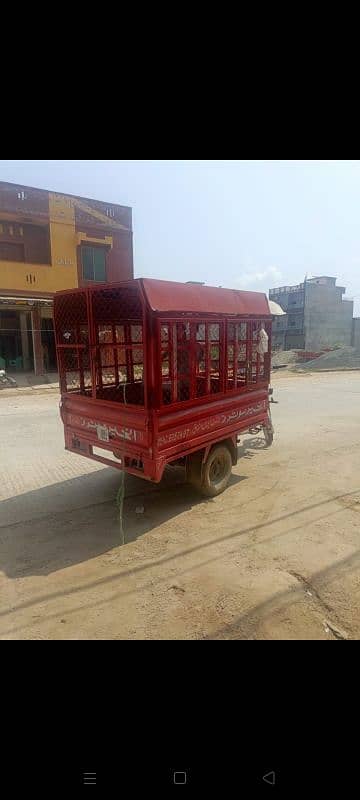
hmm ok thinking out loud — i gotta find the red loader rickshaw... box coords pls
[54,279,273,497]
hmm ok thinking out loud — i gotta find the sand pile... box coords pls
[295,346,360,371]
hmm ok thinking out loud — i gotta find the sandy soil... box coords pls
[1,370,360,640]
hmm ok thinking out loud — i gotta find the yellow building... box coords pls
[0,181,133,374]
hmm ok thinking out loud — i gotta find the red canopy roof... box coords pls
[140,278,271,317]
[55,278,271,318]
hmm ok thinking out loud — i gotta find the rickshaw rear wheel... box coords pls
[200,444,233,497]
[264,426,274,447]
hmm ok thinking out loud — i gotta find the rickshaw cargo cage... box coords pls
[54,278,274,497]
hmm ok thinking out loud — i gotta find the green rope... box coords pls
[116,470,126,545]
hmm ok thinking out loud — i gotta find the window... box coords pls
[82,247,107,282]
[0,221,28,239]
[0,241,24,262]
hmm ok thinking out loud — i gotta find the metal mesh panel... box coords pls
[91,286,145,406]
[226,321,251,390]
[91,286,142,325]
[226,319,271,388]
[55,287,145,404]
[159,319,224,405]
[54,293,88,345]
[54,292,92,395]
[160,323,172,405]
[227,323,245,388]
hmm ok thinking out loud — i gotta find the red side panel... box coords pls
[154,388,269,460]
[61,394,151,452]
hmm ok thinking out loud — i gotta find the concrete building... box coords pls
[0,181,133,375]
[269,276,354,351]
[352,318,360,349]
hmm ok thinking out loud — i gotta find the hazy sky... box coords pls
[1,160,360,313]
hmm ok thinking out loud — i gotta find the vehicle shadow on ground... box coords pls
[0,466,246,578]
[3,486,360,640]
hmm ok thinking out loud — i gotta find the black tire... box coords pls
[264,426,274,447]
[187,450,203,491]
[200,444,232,498]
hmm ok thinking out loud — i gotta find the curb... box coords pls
[0,386,59,397]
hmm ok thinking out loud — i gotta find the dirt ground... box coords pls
[1,370,360,640]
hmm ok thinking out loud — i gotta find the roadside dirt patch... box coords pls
[1,372,360,639]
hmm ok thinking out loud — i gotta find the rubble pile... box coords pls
[271,350,301,367]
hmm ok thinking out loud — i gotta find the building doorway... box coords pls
[0,311,22,369]
[41,317,57,372]
[0,309,35,371]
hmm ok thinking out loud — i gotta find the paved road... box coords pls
[1,371,360,639]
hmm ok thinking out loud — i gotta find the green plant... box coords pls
[116,471,126,545]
